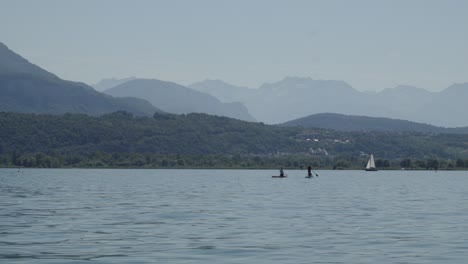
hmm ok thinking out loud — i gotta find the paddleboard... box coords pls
[272,176,287,178]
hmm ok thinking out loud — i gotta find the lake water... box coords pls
[1,169,468,263]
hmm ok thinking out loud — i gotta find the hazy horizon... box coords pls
[1,0,467,92]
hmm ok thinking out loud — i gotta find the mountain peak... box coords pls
[105,78,256,122]
[0,43,161,116]
[0,42,57,79]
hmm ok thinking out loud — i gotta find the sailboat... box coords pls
[365,154,378,171]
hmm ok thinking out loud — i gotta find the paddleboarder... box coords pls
[280,167,284,177]
[307,166,312,177]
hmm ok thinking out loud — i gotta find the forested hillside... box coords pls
[0,111,300,156]
[1,112,468,169]
[283,113,468,133]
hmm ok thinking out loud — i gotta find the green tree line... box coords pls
[1,111,468,169]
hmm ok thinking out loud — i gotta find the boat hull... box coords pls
[365,168,378,171]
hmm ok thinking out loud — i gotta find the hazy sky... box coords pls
[1,0,467,91]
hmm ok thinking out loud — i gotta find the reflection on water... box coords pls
[1,169,468,263]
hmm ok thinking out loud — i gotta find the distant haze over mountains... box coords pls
[93,77,137,91]
[103,79,256,122]
[0,42,254,122]
[189,79,256,103]
[190,77,468,127]
[0,42,160,116]
[0,42,58,80]
[3,40,467,128]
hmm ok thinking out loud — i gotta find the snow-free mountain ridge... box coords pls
[104,79,256,122]
[0,42,160,116]
[190,78,468,127]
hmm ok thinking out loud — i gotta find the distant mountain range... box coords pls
[3,40,468,127]
[0,42,160,116]
[190,77,468,127]
[282,113,468,134]
[189,79,256,103]
[103,79,256,122]
[92,77,137,91]
[0,42,254,121]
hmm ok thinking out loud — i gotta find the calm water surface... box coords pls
[1,169,468,263]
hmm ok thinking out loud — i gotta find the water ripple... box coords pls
[1,169,468,263]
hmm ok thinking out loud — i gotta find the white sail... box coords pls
[366,154,376,170]
[369,154,376,168]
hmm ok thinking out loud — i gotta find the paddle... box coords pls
[307,167,318,177]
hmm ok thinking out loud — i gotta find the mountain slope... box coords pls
[376,85,434,112]
[189,79,255,103]
[416,83,468,127]
[0,42,160,116]
[191,78,468,127]
[0,42,57,79]
[282,113,468,133]
[191,77,397,124]
[104,79,256,122]
[92,77,136,91]
[248,77,368,124]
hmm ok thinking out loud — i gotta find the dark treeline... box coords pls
[2,151,468,170]
[1,111,468,170]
